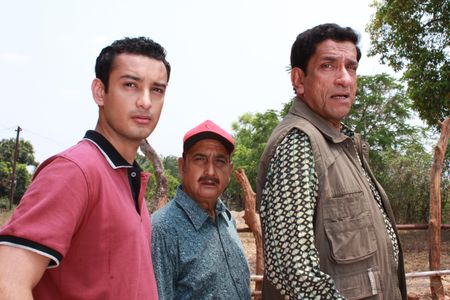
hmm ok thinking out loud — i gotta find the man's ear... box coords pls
[178,157,184,179]
[291,67,305,96]
[91,78,106,106]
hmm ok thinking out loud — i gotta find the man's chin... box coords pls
[198,188,221,200]
[131,127,154,141]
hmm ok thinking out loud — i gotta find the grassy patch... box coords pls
[0,209,13,227]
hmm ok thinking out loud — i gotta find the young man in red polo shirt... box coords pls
[0,37,170,299]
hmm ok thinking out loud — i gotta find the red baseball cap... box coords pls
[183,120,235,154]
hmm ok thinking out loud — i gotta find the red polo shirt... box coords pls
[0,131,158,299]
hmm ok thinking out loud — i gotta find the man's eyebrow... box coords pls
[320,55,358,65]
[319,55,339,62]
[119,74,141,81]
[154,82,168,89]
[119,75,168,88]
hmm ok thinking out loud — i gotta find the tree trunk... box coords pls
[428,117,449,300]
[234,168,263,296]
[139,139,168,213]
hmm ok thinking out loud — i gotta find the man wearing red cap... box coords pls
[151,120,251,300]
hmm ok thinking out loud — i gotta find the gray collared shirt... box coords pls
[151,186,251,300]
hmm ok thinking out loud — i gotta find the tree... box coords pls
[13,164,32,204]
[162,155,179,179]
[380,140,432,223]
[136,152,180,209]
[229,75,435,222]
[162,155,180,199]
[0,138,38,204]
[0,139,38,167]
[367,0,449,128]
[344,74,419,170]
[229,110,281,198]
[344,74,437,222]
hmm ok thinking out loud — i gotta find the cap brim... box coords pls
[183,132,234,154]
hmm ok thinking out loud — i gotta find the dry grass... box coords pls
[400,230,450,299]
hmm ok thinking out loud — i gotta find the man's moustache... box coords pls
[198,176,220,184]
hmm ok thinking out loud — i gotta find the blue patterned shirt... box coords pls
[151,186,251,300]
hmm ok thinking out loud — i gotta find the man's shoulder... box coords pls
[60,139,102,161]
[152,200,184,228]
[35,140,104,177]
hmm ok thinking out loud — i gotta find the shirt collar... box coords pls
[174,185,231,231]
[289,98,352,144]
[83,130,135,169]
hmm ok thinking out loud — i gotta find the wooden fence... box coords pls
[238,223,450,298]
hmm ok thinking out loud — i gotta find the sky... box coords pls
[0,0,394,163]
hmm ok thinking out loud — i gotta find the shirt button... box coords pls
[131,171,137,177]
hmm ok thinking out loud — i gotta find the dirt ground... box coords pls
[232,211,450,299]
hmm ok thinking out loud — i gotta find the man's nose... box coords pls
[137,90,152,109]
[335,67,353,87]
[204,160,216,176]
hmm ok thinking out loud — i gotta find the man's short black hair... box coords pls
[95,37,171,92]
[291,23,361,75]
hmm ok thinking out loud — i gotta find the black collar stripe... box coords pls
[83,130,132,169]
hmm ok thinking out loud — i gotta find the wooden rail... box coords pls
[250,270,450,294]
[406,270,450,278]
[397,224,450,230]
[251,271,450,281]
[239,224,450,233]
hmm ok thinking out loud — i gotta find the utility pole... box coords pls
[9,126,22,210]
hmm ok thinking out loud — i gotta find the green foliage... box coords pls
[13,165,32,204]
[162,155,180,198]
[136,153,180,205]
[165,170,180,199]
[229,74,444,222]
[0,161,11,196]
[162,155,179,179]
[0,138,37,203]
[367,0,449,128]
[345,74,419,168]
[0,139,38,166]
[229,110,282,197]
[377,139,432,223]
[0,196,10,210]
[344,74,443,222]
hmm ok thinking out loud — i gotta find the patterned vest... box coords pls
[256,99,407,299]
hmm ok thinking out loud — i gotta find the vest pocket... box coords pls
[335,267,381,299]
[324,212,377,264]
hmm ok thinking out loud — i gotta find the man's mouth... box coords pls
[132,115,152,124]
[331,94,349,100]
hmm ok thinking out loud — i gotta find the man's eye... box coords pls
[216,158,227,165]
[153,87,165,94]
[347,64,358,72]
[322,63,333,69]
[125,82,137,88]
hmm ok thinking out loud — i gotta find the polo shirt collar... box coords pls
[83,130,134,169]
[174,185,231,231]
